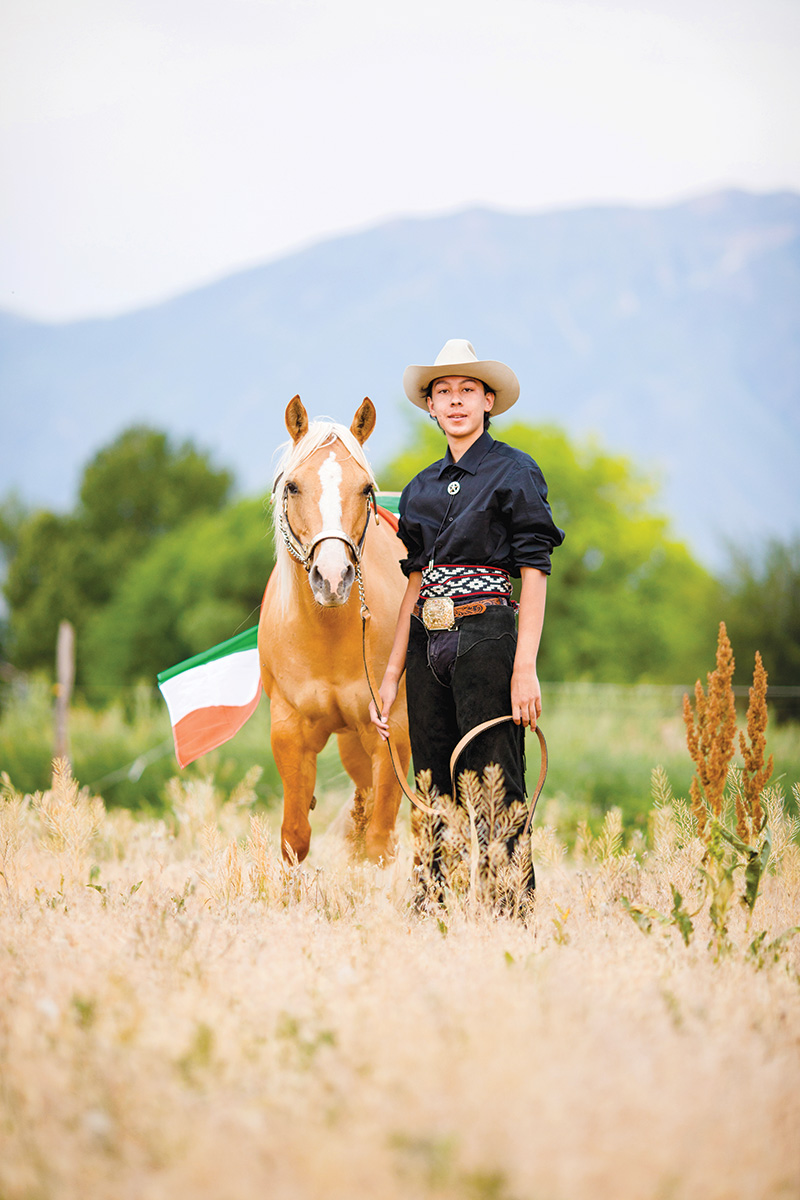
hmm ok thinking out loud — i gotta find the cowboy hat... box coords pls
[403,339,520,414]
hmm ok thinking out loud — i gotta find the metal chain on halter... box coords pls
[356,560,369,620]
[280,510,308,566]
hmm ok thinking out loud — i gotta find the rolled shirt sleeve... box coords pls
[498,460,565,575]
[397,502,427,577]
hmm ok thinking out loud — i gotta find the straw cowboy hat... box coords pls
[403,339,520,414]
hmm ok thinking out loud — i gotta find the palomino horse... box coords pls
[258,395,412,864]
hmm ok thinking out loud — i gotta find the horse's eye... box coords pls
[362,484,373,496]
[286,481,299,495]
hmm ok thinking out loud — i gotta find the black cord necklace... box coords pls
[427,470,464,570]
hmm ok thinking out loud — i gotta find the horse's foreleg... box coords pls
[270,709,319,863]
[365,728,411,865]
[336,731,375,859]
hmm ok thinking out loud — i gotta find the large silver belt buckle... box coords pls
[422,596,456,631]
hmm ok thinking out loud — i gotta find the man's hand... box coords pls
[510,665,541,728]
[369,677,399,741]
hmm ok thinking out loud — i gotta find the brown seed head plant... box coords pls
[644,625,793,961]
[737,651,774,841]
[683,621,737,841]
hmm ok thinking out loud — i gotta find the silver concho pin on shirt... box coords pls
[447,481,461,496]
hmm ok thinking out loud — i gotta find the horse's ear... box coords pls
[351,398,376,445]
[285,395,308,443]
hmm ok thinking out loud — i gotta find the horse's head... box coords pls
[275,396,378,607]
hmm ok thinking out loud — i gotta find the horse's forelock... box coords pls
[271,420,376,497]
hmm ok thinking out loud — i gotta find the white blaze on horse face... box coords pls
[318,450,343,528]
[312,450,352,603]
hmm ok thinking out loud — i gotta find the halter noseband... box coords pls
[278,482,377,574]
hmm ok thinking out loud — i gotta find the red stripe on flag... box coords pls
[171,688,263,769]
[376,505,400,535]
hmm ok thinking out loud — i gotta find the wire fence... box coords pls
[3,673,798,810]
[6,675,800,714]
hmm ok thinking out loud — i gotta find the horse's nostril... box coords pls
[310,565,330,598]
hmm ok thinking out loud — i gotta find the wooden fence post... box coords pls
[54,619,75,762]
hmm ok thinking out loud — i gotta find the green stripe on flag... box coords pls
[377,491,400,515]
[157,625,259,685]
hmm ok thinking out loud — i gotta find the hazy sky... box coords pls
[2,0,798,321]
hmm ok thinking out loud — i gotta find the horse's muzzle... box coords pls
[309,560,356,606]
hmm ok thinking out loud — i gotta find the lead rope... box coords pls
[357,564,438,817]
[357,563,547,832]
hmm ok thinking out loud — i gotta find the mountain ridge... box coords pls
[1,188,798,568]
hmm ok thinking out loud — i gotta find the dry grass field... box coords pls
[1,758,799,1200]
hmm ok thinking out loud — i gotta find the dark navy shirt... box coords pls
[398,432,565,578]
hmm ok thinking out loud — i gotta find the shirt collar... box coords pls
[436,431,495,477]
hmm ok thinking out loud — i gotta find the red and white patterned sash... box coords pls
[418,564,513,604]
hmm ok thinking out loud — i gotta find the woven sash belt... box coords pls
[418,563,513,600]
[415,564,514,632]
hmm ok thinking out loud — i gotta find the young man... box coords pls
[370,339,564,886]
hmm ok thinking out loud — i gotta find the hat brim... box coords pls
[402,359,520,414]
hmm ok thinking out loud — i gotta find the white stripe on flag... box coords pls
[158,648,261,727]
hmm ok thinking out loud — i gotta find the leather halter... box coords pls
[279,482,377,573]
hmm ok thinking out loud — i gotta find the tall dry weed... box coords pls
[166,765,262,850]
[28,758,105,881]
[411,765,534,918]
[737,651,774,839]
[0,772,33,895]
[683,621,737,838]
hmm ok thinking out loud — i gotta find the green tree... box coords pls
[83,498,273,692]
[3,512,102,670]
[380,420,719,683]
[722,537,800,719]
[0,491,29,666]
[4,428,234,675]
[79,427,232,555]
[0,491,28,565]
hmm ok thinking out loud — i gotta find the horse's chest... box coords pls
[264,627,364,714]
[276,674,365,735]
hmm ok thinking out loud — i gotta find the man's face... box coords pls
[426,376,495,446]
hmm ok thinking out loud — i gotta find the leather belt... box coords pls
[413,595,509,626]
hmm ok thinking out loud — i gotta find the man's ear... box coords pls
[485,390,496,411]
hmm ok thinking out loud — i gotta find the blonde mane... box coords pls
[269,420,378,613]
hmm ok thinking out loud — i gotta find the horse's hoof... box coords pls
[365,832,397,866]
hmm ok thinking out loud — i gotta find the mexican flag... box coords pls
[157,494,401,768]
